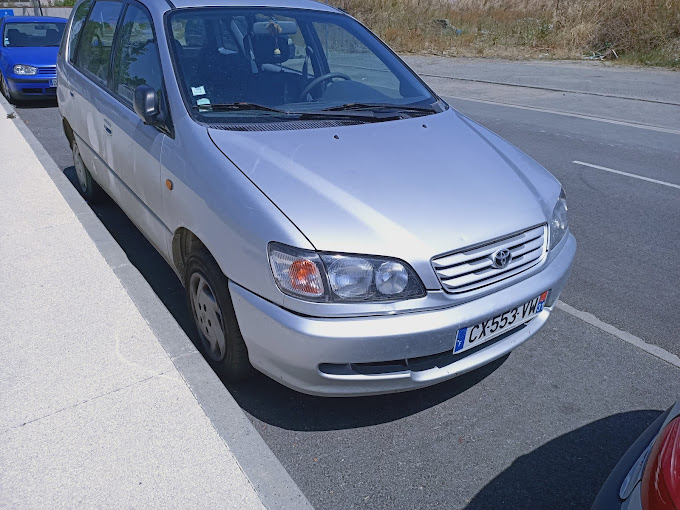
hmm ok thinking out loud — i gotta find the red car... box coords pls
[593,401,680,509]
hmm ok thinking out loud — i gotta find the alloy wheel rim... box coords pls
[189,272,226,361]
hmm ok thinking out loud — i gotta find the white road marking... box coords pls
[557,301,680,370]
[443,95,680,135]
[573,160,680,190]
[427,74,680,107]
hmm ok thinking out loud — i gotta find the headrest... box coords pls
[6,28,19,45]
[46,28,61,45]
[184,18,206,46]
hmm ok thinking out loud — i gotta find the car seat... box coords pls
[46,27,61,46]
[6,28,20,46]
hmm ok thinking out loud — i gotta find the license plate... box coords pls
[454,291,549,354]
[50,78,57,87]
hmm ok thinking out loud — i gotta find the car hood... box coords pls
[2,45,59,67]
[208,109,561,264]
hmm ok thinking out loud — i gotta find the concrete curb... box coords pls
[0,94,312,510]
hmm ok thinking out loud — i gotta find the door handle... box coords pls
[104,120,112,135]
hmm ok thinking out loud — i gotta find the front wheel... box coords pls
[0,72,14,102]
[185,246,253,381]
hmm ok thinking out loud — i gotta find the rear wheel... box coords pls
[185,246,253,381]
[72,139,103,202]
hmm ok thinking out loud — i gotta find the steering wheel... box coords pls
[299,72,352,102]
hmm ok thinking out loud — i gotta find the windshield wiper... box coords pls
[193,101,393,122]
[192,102,290,114]
[322,102,438,114]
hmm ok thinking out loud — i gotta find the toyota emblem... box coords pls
[491,249,512,269]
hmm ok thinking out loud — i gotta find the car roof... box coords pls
[3,16,67,23]
[163,0,339,13]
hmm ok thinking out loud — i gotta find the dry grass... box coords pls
[330,0,680,66]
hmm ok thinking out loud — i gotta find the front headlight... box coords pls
[549,188,569,250]
[13,65,38,76]
[268,242,426,303]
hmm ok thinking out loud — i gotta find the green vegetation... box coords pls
[332,0,680,67]
[46,0,680,66]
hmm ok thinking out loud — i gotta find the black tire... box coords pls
[185,246,253,381]
[72,139,103,203]
[1,72,14,103]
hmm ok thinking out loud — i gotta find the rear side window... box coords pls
[76,0,123,85]
[111,4,162,106]
[67,0,91,63]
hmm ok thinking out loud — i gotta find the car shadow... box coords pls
[225,354,508,431]
[62,162,508,430]
[465,409,662,510]
[11,98,58,110]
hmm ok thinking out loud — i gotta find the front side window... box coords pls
[166,8,437,124]
[3,22,65,48]
[111,4,162,106]
[67,0,92,63]
[76,0,123,85]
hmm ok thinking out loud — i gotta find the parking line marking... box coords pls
[442,95,680,135]
[572,160,680,190]
[557,301,680,370]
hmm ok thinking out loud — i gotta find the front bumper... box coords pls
[6,76,57,99]
[231,233,576,396]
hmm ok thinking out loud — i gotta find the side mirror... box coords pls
[133,84,159,125]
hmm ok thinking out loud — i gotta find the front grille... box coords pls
[432,224,548,295]
[38,67,55,75]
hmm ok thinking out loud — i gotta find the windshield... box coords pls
[167,8,438,123]
[3,22,65,47]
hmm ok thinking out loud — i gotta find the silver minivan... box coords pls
[58,0,575,396]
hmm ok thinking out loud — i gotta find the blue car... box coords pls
[0,16,67,102]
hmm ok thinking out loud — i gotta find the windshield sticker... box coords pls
[191,86,206,96]
[196,98,211,106]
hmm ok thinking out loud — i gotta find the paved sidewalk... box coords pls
[0,108,268,507]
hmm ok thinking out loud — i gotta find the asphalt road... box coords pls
[441,97,680,356]
[11,60,680,509]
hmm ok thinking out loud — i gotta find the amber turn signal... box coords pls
[289,259,323,294]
